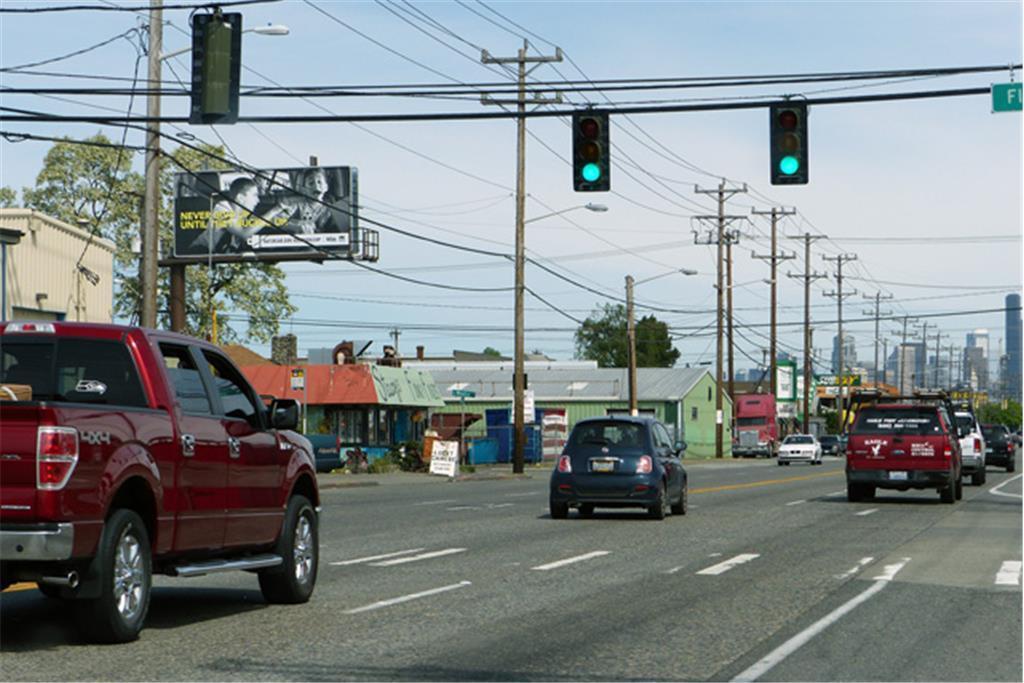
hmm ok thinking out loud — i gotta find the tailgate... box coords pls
[0,403,40,518]
[848,407,951,472]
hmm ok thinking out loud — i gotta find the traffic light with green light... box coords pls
[770,102,808,185]
[573,111,610,192]
[190,12,242,125]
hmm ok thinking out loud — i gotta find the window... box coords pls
[783,435,814,445]
[569,421,646,449]
[737,416,767,427]
[852,408,943,436]
[202,351,260,427]
[374,408,392,445]
[337,408,367,445]
[707,386,712,401]
[654,424,673,450]
[160,344,211,413]
[2,339,146,407]
[691,406,698,420]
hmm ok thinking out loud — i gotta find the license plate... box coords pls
[889,471,908,481]
[591,460,615,473]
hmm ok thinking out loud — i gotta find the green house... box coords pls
[423,365,733,459]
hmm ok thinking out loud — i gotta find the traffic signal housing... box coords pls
[190,12,242,125]
[573,111,610,192]
[769,102,808,185]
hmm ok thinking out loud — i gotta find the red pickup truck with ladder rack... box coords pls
[0,322,319,642]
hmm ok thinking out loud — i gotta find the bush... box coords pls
[387,440,426,472]
[367,458,395,475]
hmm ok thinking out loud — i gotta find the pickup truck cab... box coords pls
[0,322,319,642]
[845,393,964,504]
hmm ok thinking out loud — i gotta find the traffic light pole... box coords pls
[752,206,796,398]
[481,42,562,474]
[693,181,746,457]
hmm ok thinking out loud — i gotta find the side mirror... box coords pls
[675,440,687,457]
[269,398,300,430]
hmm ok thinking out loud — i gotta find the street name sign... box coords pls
[992,82,1022,112]
[451,388,476,398]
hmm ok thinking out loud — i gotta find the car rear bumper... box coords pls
[0,523,75,561]
[961,454,985,473]
[985,449,1013,466]
[550,473,661,507]
[779,452,816,462]
[847,468,952,490]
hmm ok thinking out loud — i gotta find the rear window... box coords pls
[852,408,944,436]
[1,338,147,407]
[737,416,767,426]
[569,422,647,449]
[954,415,976,432]
[982,425,1007,441]
[819,436,838,444]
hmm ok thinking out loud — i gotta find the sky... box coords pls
[1,0,1022,378]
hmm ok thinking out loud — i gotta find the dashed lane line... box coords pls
[370,548,467,566]
[785,499,807,506]
[345,581,472,614]
[855,508,879,517]
[834,557,875,580]
[330,548,426,566]
[696,553,760,576]
[413,499,458,506]
[532,551,610,571]
[995,560,1022,586]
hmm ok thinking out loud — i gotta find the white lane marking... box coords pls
[413,499,458,506]
[989,473,1023,499]
[487,503,514,509]
[995,560,1022,586]
[506,492,540,497]
[345,581,471,614]
[785,499,807,506]
[732,559,909,682]
[532,551,610,571]
[834,557,875,580]
[330,548,426,566]
[873,557,911,582]
[447,506,482,511]
[825,490,846,497]
[666,565,686,575]
[855,508,879,516]
[696,553,760,576]
[370,548,467,566]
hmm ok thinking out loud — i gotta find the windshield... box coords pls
[569,421,648,449]
[852,408,944,436]
[737,416,767,426]
[784,435,813,445]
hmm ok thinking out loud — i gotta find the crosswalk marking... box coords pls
[696,553,760,576]
[370,548,467,566]
[532,551,610,571]
[995,560,1022,586]
[330,548,425,566]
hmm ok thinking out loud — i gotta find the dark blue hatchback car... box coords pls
[549,416,687,520]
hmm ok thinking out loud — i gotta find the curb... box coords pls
[317,480,381,490]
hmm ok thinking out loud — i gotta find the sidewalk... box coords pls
[316,462,545,490]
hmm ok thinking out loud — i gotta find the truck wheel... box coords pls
[259,495,318,604]
[955,476,963,500]
[847,482,863,502]
[74,509,152,643]
[940,480,955,504]
[970,469,986,486]
[1007,457,1016,473]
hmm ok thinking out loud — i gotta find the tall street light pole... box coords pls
[627,268,697,416]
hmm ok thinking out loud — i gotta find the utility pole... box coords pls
[626,275,637,416]
[823,253,858,432]
[390,327,401,355]
[932,332,945,389]
[862,291,893,388]
[911,321,930,391]
[481,42,562,474]
[882,337,888,387]
[751,206,796,397]
[141,0,163,329]
[693,181,747,457]
[892,316,918,395]
[786,233,826,432]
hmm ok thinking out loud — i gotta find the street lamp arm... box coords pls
[523,202,607,225]
[159,25,290,61]
[634,268,698,286]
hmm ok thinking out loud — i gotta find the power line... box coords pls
[0,0,280,12]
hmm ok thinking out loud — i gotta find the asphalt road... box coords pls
[2,456,1021,682]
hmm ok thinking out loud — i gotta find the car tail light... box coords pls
[974,437,982,453]
[557,455,572,473]
[37,427,79,490]
[636,455,653,474]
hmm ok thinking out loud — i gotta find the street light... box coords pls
[510,201,610,472]
[627,268,697,415]
[0,227,24,322]
[140,3,290,330]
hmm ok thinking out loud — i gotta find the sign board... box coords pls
[776,361,797,402]
[523,389,535,423]
[992,82,1022,112]
[173,165,358,258]
[428,439,460,478]
[451,388,476,398]
[817,374,861,387]
[950,390,988,404]
[290,368,305,391]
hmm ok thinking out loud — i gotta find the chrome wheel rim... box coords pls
[293,514,315,584]
[113,528,145,622]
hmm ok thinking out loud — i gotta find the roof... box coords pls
[424,366,715,402]
[0,208,116,252]
[221,344,275,366]
[241,363,444,407]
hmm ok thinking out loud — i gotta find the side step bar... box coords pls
[170,554,283,578]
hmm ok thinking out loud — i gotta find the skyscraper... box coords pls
[964,329,989,392]
[1007,293,1022,402]
[831,333,857,375]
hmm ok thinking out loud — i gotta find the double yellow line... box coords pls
[690,469,841,495]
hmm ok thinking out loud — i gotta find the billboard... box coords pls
[173,166,358,258]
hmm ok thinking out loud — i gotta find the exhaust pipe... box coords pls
[38,571,79,589]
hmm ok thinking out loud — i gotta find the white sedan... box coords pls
[777,434,822,466]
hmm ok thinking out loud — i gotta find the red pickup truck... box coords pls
[0,322,320,642]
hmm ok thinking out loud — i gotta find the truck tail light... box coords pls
[636,455,653,474]
[37,427,78,490]
[557,455,572,473]
[974,437,982,453]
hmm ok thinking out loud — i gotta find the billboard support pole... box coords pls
[170,265,186,332]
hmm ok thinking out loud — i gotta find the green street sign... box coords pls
[450,388,476,398]
[992,82,1022,113]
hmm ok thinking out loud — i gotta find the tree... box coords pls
[482,346,503,358]
[976,400,1022,430]
[22,134,295,343]
[574,303,680,368]
[0,186,16,207]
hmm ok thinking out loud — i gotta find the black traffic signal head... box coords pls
[769,102,808,185]
[190,12,242,125]
[573,111,610,192]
